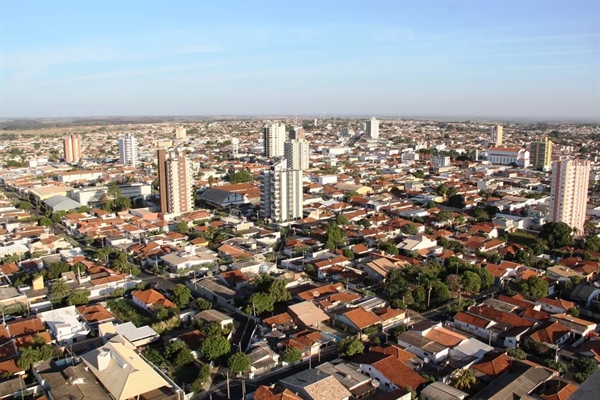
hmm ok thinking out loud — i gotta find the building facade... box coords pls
[118,133,138,167]
[530,137,553,170]
[63,135,82,163]
[260,159,303,222]
[487,147,530,167]
[430,155,451,168]
[366,117,379,139]
[157,149,194,215]
[263,122,286,158]
[491,125,503,146]
[549,159,591,233]
[284,139,309,170]
[175,127,187,139]
[289,127,305,140]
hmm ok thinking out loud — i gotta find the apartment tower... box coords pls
[157,149,193,215]
[260,159,303,223]
[289,127,305,140]
[491,125,503,146]
[366,117,379,139]
[118,133,138,167]
[284,139,309,170]
[263,122,286,158]
[530,137,553,170]
[63,135,82,163]
[549,159,590,233]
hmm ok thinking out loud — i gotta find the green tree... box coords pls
[245,292,275,315]
[67,289,90,306]
[436,184,448,197]
[112,196,131,211]
[229,170,253,184]
[191,364,211,393]
[451,368,476,390]
[170,284,191,308]
[47,261,72,280]
[539,222,573,249]
[50,279,71,304]
[17,344,60,370]
[282,347,302,363]
[477,268,495,290]
[471,208,488,221]
[38,216,53,227]
[324,221,347,250]
[339,337,365,357]
[176,222,189,235]
[437,210,454,223]
[519,276,549,299]
[343,249,355,260]
[17,201,32,210]
[447,194,465,209]
[201,335,231,361]
[378,242,399,255]
[197,298,212,311]
[545,359,568,373]
[107,182,122,198]
[507,347,527,360]
[430,281,451,305]
[267,278,292,303]
[402,223,418,236]
[207,175,215,187]
[461,271,482,294]
[384,268,408,298]
[335,214,349,225]
[568,307,580,317]
[227,352,251,374]
[583,236,600,252]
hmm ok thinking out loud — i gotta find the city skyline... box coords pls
[1,1,598,120]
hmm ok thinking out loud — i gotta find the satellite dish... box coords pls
[207,271,214,277]
[370,379,380,388]
[313,291,320,298]
[220,265,228,272]
[424,358,430,364]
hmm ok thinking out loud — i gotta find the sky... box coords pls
[1,0,599,120]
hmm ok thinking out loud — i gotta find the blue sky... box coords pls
[1,1,599,119]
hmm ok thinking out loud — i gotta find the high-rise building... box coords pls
[491,125,503,146]
[289,127,305,140]
[157,149,193,215]
[530,137,553,170]
[366,117,379,139]
[260,158,303,223]
[263,122,286,158]
[175,127,187,140]
[63,135,82,163]
[231,138,240,158]
[118,133,138,167]
[284,139,309,170]
[549,159,590,233]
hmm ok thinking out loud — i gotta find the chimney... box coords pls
[97,351,111,371]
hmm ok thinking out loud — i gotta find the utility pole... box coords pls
[226,371,230,400]
[242,379,246,399]
[427,284,432,309]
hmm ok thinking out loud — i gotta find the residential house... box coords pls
[537,298,576,314]
[252,385,302,400]
[525,322,572,350]
[549,314,597,340]
[248,344,280,378]
[570,283,600,308]
[315,360,377,399]
[194,309,234,329]
[280,369,352,400]
[420,382,468,400]
[287,302,330,329]
[38,306,90,345]
[335,307,381,333]
[131,289,176,314]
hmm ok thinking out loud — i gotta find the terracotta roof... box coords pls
[372,356,427,391]
[253,385,302,400]
[342,307,381,329]
[263,313,294,326]
[297,283,342,301]
[77,304,115,323]
[131,289,176,309]
[373,307,405,322]
[5,317,45,337]
[424,327,466,348]
[538,379,579,400]
[472,352,512,377]
[371,345,414,362]
[454,311,491,329]
[537,297,576,311]
[529,322,571,345]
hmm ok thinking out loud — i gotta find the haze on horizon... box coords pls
[1,1,599,120]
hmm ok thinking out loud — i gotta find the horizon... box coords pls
[1,1,599,120]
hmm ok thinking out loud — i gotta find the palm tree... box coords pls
[451,368,476,390]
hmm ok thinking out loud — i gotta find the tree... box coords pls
[430,281,451,306]
[412,170,425,179]
[17,344,59,370]
[426,200,436,209]
[245,292,274,315]
[477,268,495,290]
[48,261,72,280]
[38,216,52,227]
[384,268,408,298]
[176,222,189,235]
[461,271,482,294]
[282,347,302,363]
[169,284,191,308]
[343,249,355,260]
[227,352,251,374]
[446,274,462,296]
[447,194,465,209]
[339,337,364,357]
[451,368,476,390]
[50,279,71,304]
[67,289,90,306]
[107,182,122,198]
[519,276,549,299]
[437,210,454,223]
[324,221,347,250]
[568,307,580,317]
[539,222,573,249]
[191,364,211,393]
[402,223,418,236]
[207,175,215,187]
[436,184,448,197]
[507,347,527,360]
[471,209,488,221]
[267,278,292,303]
[17,201,32,210]
[378,242,399,255]
[583,236,600,252]
[545,359,568,373]
[335,214,349,226]
[201,335,231,361]
[229,170,253,184]
[197,298,212,311]
[112,196,131,211]
[574,357,598,376]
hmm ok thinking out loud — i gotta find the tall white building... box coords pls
[157,149,194,215]
[175,127,187,140]
[63,135,82,163]
[284,139,309,170]
[430,155,451,168]
[487,147,530,167]
[549,159,590,233]
[231,138,240,158]
[263,122,286,158]
[491,125,503,146]
[118,133,138,167]
[366,117,379,139]
[260,159,303,223]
